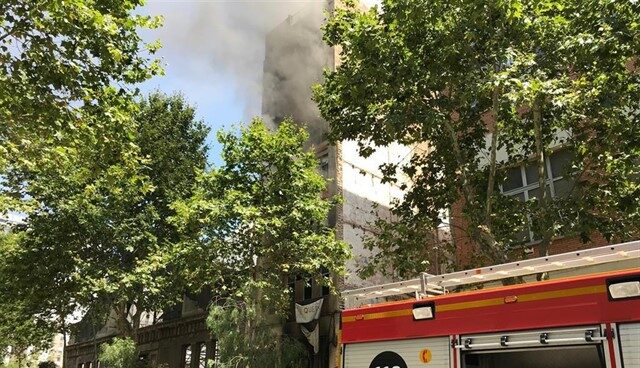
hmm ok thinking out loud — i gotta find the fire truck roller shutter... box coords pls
[619,323,640,368]
[457,326,606,368]
[343,337,450,368]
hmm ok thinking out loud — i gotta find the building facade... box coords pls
[261,2,442,367]
[65,294,213,368]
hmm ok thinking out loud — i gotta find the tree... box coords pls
[1,0,165,340]
[0,93,209,340]
[1,0,163,215]
[207,298,307,368]
[0,303,52,368]
[99,338,139,368]
[314,0,640,277]
[171,118,350,364]
[0,230,55,366]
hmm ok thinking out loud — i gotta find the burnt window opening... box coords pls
[181,345,192,368]
[138,353,150,367]
[318,153,330,178]
[321,266,330,296]
[303,275,313,300]
[197,342,207,368]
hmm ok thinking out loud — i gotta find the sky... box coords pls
[137,0,380,166]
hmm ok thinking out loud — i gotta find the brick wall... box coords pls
[451,199,610,268]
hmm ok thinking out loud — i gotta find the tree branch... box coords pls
[485,86,501,228]
[533,96,552,281]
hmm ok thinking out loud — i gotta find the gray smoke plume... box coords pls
[144,1,335,120]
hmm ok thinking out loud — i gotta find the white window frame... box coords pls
[500,151,570,243]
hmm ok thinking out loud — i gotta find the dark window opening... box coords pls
[197,342,207,368]
[318,154,330,178]
[303,276,313,300]
[320,267,330,296]
[181,345,192,368]
[138,353,149,367]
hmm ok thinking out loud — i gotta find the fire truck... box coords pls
[339,241,640,368]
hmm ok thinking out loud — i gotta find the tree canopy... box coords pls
[314,0,640,277]
[1,0,163,216]
[0,93,208,339]
[172,117,350,311]
[172,117,349,366]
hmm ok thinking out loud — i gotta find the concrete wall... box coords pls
[340,140,412,289]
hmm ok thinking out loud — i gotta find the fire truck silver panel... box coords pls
[619,323,640,368]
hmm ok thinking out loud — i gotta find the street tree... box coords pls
[171,118,350,365]
[314,0,640,277]
[1,0,163,216]
[0,273,53,368]
[0,93,209,339]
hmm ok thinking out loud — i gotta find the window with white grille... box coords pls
[501,149,574,243]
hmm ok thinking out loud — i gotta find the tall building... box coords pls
[262,3,442,367]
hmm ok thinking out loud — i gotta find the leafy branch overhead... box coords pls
[314,0,639,276]
[1,0,164,215]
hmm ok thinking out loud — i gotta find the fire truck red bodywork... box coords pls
[342,268,640,344]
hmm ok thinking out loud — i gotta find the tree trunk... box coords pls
[443,120,475,208]
[62,320,67,368]
[115,303,135,339]
[485,86,501,229]
[533,98,552,281]
[444,116,506,265]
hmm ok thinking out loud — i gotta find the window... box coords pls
[501,149,574,243]
[501,150,573,198]
[181,345,192,368]
[213,341,220,368]
[320,267,330,296]
[318,153,330,178]
[138,353,149,367]
[462,346,604,368]
[197,342,207,368]
[303,275,313,300]
[288,275,296,300]
[291,270,328,303]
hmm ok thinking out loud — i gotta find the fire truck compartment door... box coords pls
[457,325,604,351]
[619,323,640,368]
[343,337,450,368]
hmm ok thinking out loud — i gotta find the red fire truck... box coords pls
[339,242,640,368]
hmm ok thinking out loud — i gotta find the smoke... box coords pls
[144,1,336,120]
